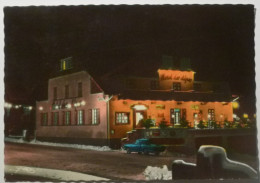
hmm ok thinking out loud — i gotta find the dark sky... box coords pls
[4,5,255,115]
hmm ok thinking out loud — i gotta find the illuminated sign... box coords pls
[191,105,199,110]
[158,70,194,83]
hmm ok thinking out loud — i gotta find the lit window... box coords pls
[88,109,100,125]
[52,112,59,126]
[170,108,180,124]
[208,109,215,121]
[60,57,73,71]
[116,112,130,124]
[64,111,71,125]
[41,113,48,126]
[77,110,84,125]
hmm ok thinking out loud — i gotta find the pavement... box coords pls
[5,165,110,181]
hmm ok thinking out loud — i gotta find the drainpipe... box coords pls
[105,95,113,147]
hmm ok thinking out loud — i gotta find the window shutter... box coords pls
[97,109,100,124]
[88,109,92,124]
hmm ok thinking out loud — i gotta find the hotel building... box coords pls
[36,57,234,148]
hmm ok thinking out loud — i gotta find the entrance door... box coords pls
[133,110,147,128]
[194,113,198,129]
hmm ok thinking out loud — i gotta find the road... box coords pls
[5,142,258,181]
[4,142,195,181]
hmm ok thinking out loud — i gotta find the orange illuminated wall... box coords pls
[158,69,195,90]
[109,97,233,139]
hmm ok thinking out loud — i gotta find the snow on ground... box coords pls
[4,137,112,151]
[143,165,172,180]
[5,165,110,181]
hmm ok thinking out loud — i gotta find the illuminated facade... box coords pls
[36,58,234,147]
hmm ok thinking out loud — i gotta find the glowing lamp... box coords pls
[232,102,239,109]
[81,101,86,106]
[55,105,59,109]
[5,103,12,109]
[28,106,32,110]
[15,105,19,109]
[133,105,147,110]
[243,113,248,119]
[39,106,43,111]
[67,104,71,109]
[233,114,237,119]
[208,114,211,118]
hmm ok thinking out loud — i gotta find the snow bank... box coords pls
[5,137,112,151]
[5,165,109,181]
[143,165,172,180]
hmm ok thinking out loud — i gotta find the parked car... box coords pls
[123,138,166,155]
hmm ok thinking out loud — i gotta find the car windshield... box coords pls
[136,139,149,144]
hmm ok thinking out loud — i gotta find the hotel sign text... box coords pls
[160,74,193,83]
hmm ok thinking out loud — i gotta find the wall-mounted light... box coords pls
[232,102,239,109]
[4,102,12,109]
[66,104,72,109]
[28,106,32,110]
[133,105,147,110]
[243,113,248,119]
[39,106,43,111]
[81,101,86,106]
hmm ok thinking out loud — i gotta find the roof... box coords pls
[117,90,233,102]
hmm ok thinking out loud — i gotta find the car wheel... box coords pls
[126,148,131,154]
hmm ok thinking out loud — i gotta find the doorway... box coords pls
[133,110,147,128]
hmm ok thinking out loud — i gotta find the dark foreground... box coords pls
[4,142,259,181]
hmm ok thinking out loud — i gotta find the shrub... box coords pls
[197,120,206,129]
[224,119,233,128]
[159,120,168,129]
[142,119,155,129]
[209,121,221,129]
[180,118,190,128]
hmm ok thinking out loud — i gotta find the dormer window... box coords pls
[60,57,72,71]
[173,82,181,91]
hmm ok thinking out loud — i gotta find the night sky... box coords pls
[4,5,255,116]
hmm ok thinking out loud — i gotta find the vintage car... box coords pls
[123,138,166,155]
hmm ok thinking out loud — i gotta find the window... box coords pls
[63,111,71,125]
[116,112,130,124]
[88,109,100,125]
[65,85,69,98]
[77,110,84,125]
[172,82,181,91]
[60,57,72,71]
[41,113,48,126]
[53,87,57,99]
[78,82,82,97]
[150,80,159,90]
[181,109,186,120]
[52,112,59,126]
[170,108,180,124]
[208,109,215,121]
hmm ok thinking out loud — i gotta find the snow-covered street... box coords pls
[4,138,258,181]
[5,139,184,181]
